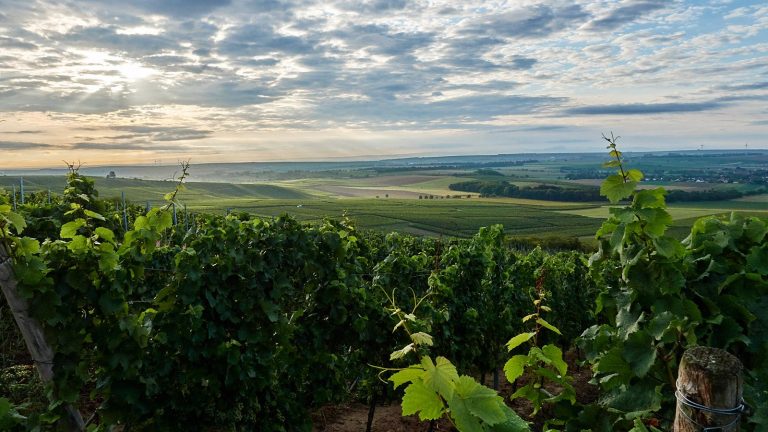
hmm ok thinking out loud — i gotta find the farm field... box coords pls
[2,156,766,239]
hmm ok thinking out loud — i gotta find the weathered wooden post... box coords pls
[674,346,746,432]
[0,241,85,431]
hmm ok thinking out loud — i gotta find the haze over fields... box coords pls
[0,0,767,168]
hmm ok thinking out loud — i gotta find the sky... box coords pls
[0,0,767,168]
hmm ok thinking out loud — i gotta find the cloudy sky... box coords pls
[0,0,766,168]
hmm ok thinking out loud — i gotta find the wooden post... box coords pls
[674,346,745,432]
[121,191,128,232]
[0,242,85,431]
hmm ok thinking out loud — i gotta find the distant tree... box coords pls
[106,171,116,179]
[385,194,389,198]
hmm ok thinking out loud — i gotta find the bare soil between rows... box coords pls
[312,361,597,432]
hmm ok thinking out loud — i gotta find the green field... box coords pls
[2,151,765,240]
[200,198,604,238]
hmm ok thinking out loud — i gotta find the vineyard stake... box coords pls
[12,184,17,210]
[0,241,86,431]
[673,346,745,432]
[19,177,24,205]
[121,191,128,232]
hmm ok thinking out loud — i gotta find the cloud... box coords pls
[312,94,566,124]
[564,101,725,115]
[68,141,200,152]
[0,141,51,150]
[61,26,176,56]
[78,0,233,18]
[0,87,130,114]
[0,36,38,50]
[718,81,768,91]
[342,0,408,13]
[460,5,589,39]
[136,78,281,108]
[585,0,669,31]
[217,22,316,57]
[330,24,434,57]
[109,125,212,141]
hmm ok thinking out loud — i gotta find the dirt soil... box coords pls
[312,355,598,432]
[312,403,452,432]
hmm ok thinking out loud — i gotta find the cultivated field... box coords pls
[2,151,765,239]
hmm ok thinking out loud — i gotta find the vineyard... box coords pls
[1,146,767,432]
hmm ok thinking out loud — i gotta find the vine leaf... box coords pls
[536,318,562,335]
[390,343,415,360]
[452,376,506,425]
[60,219,86,239]
[601,174,636,203]
[541,345,567,377]
[503,355,528,383]
[488,405,530,432]
[410,332,434,346]
[1,208,26,234]
[622,331,656,378]
[421,356,459,401]
[389,366,424,389]
[506,332,535,352]
[401,381,444,420]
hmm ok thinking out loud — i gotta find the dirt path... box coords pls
[312,403,452,432]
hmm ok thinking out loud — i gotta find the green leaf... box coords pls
[450,398,485,432]
[601,174,636,203]
[747,245,768,274]
[95,227,115,244]
[636,208,672,237]
[595,347,632,378]
[389,366,424,389]
[84,209,106,221]
[452,375,506,425]
[625,169,643,182]
[16,237,39,255]
[653,236,683,258]
[67,235,88,253]
[401,381,445,421]
[536,318,562,335]
[60,219,86,239]
[541,344,568,376]
[421,356,459,401]
[504,355,528,383]
[4,212,26,234]
[506,332,535,352]
[411,332,434,347]
[599,381,662,413]
[488,405,530,432]
[633,188,666,209]
[390,343,415,360]
[622,331,656,378]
